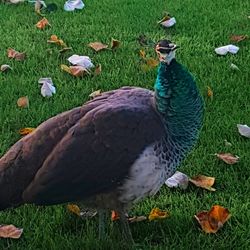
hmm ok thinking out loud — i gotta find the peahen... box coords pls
[0,40,204,242]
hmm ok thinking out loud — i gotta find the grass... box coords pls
[0,0,250,249]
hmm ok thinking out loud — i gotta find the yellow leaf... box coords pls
[207,86,213,98]
[148,208,169,221]
[67,204,81,216]
[88,42,108,52]
[189,175,216,191]
[146,58,159,68]
[47,35,67,47]
[61,64,71,74]
[195,205,231,233]
[0,225,23,239]
[139,49,146,58]
[19,127,36,136]
[89,90,102,99]
[17,96,29,108]
[215,153,239,165]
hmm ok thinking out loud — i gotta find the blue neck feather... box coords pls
[154,60,204,156]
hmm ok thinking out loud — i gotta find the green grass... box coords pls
[0,0,250,249]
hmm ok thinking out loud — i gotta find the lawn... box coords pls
[0,0,250,249]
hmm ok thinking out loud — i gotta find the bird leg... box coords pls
[98,209,108,240]
[118,210,134,244]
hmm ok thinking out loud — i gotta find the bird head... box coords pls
[155,39,179,65]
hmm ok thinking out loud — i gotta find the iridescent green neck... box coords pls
[154,60,204,154]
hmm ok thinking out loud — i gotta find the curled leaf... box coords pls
[94,64,102,76]
[110,38,120,49]
[17,96,29,108]
[207,86,213,98]
[139,49,146,59]
[61,64,71,74]
[1,64,12,72]
[128,216,147,223]
[0,225,23,239]
[70,66,89,77]
[237,124,250,138]
[111,210,120,221]
[230,35,248,43]
[215,153,239,165]
[47,35,67,47]
[89,90,102,99]
[67,204,81,216]
[36,17,50,29]
[189,175,216,191]
[19,127,35,135]
[195,205,231,233]
[165,171,189,189]
[88,42,108,52]
[148,208,169,221]
[7,48,26,61]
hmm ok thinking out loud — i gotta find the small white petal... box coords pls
[161,17,176,28]
[64,0,85,11]
[165,171,189,189]
[237,124,250,138]
[68,55,94,69]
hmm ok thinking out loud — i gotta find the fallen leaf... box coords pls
[47,35,67,47]
[94,64,102,75]
[215,153,239,165]
[195,205,231,233]
[69,66,89,77]
[237,124,250,138]
[88,42,108,52]
[19,127,35,135]
[230,63,240,71]
[207,86,213,98]
[189,175,216,191]
[148,208,169,221]
[61,64,72,74]
[146,58,159,68]
[17,96,29,108]
[165,171,189,189]
[139,49,146,59]
[36,17,50,29]
[157,15,171,24]
[67,204,81,216]
[128,216,147,223]
[230,35,248,43]
[0,225,23,239]
[7,48,26,61]
[1,64,12,72]
[110,38,120,49]
[59,47,72,54]
[89,89,102,99]
[38,78,56,97]
[111,210,119,221]
[67,55,94,69]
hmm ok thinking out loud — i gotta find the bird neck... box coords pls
[154,60,204,157]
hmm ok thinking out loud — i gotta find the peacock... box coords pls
[0,40,204,242]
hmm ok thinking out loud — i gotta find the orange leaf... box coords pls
[19,127,35,136]
[189,175,216,191]
[111,210,120,221]
[148,208,169,221]
[70,66,89,77]
[215,153,239,165]
[230,35,248,42]
[47,35,67,47]
[146,58,159,68]
[88,42,108,52]
[207,86,213,98]
[195,205,231,233]
[67,204,81,216]
[0,225,23,239]
[36,17,50,29]
[7,48,26,61]
[110,38,120,49]
[17,96,29,108]
[94,64,102,75]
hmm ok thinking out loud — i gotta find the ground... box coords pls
[0,0,250,249]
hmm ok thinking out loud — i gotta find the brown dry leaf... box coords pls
[88,42,108,52]
[128,216,147,223]
[70,66,89,77]
[110,38,120,49]
[19,127,35,136]
[67,204,81,216]
[148,208,169,221]
[230,35,248,43]
[146,58,159,68]
[189,175,216,191]
[139,49,146,59]
[36,17,50,29]
[207,86,213,98]
[1,64,12,72]
[17,96,29,108]
[47,35,67,47]
[94,64,102,75]
[0,225,23,239]
[89,90,102,99]
[7,48,26,61]
[215,153,239,165]
[195,205,231,233]
[111,210,120,221]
